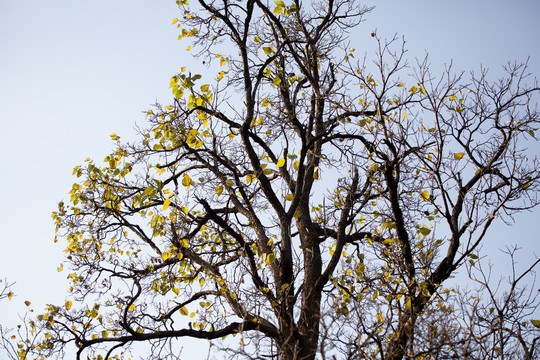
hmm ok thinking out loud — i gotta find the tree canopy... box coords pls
[10,1,540,359]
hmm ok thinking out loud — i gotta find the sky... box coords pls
[0,0,539,358]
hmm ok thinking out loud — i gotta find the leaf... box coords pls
[254,36,261,43]
[128,304,136,311]
[179,306,189,316]
[272,77,282,85]
[409,85,417,94]
[284,194,293,201]
[172,18,178,24]
[162,251,172,261]
[163,198,171,211]
[421,190,430,202]
[200,84,209,92]
[182,174,192,187]
[65,301,72,310]
[24,300,31,306]
[418,227,431,236]
[522,183,531,189]
[529,129,535,137]
[454,152,465,160]
[216,185,224,195]
[276,158,286,168]
[449,95,456,101]
[246,174,256,184]
[531,320,540,328]
[263,47,274,55]
[266,253,276,265]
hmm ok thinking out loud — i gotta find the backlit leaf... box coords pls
[276,158,286,168]
[421,190,430,202]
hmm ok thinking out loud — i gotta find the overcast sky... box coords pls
[1,0,539,358]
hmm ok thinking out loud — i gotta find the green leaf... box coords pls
[200,84,210,92]
[531,320,540,328]
[418,227,431,236]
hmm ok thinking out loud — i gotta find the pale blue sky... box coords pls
[1,0,539,358]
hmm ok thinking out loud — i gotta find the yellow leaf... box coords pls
[397,82,404,87]
[65,301,72,310]
[420,86,426,94]
[182,174,192,187]
[7,292,13,300]
[262,47,274,55]
[284,194,293,201]
[216,185,223,195]
[200,84,209,92]
[313,166,319,180]
[128,304,136,311]
[276,158,286,168]
[163,198,171,211]
[409,85,417,94]
[449,95,456,101]
[272,77,281,85]
[266,253,276,265]
[254,36,261,43]
[172,18,178,24]
[179,306,188,316]
[421,190,430,202]
[226,179,234,187]
[57,263,64,272]
[246,174,256,184]
[162,251,172,261]
[454,152,465,160]
[523,183,531,189]
[25,300,31,306]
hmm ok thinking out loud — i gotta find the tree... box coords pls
[17,0,540,359]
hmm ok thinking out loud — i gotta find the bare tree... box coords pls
[15,1,540,359]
